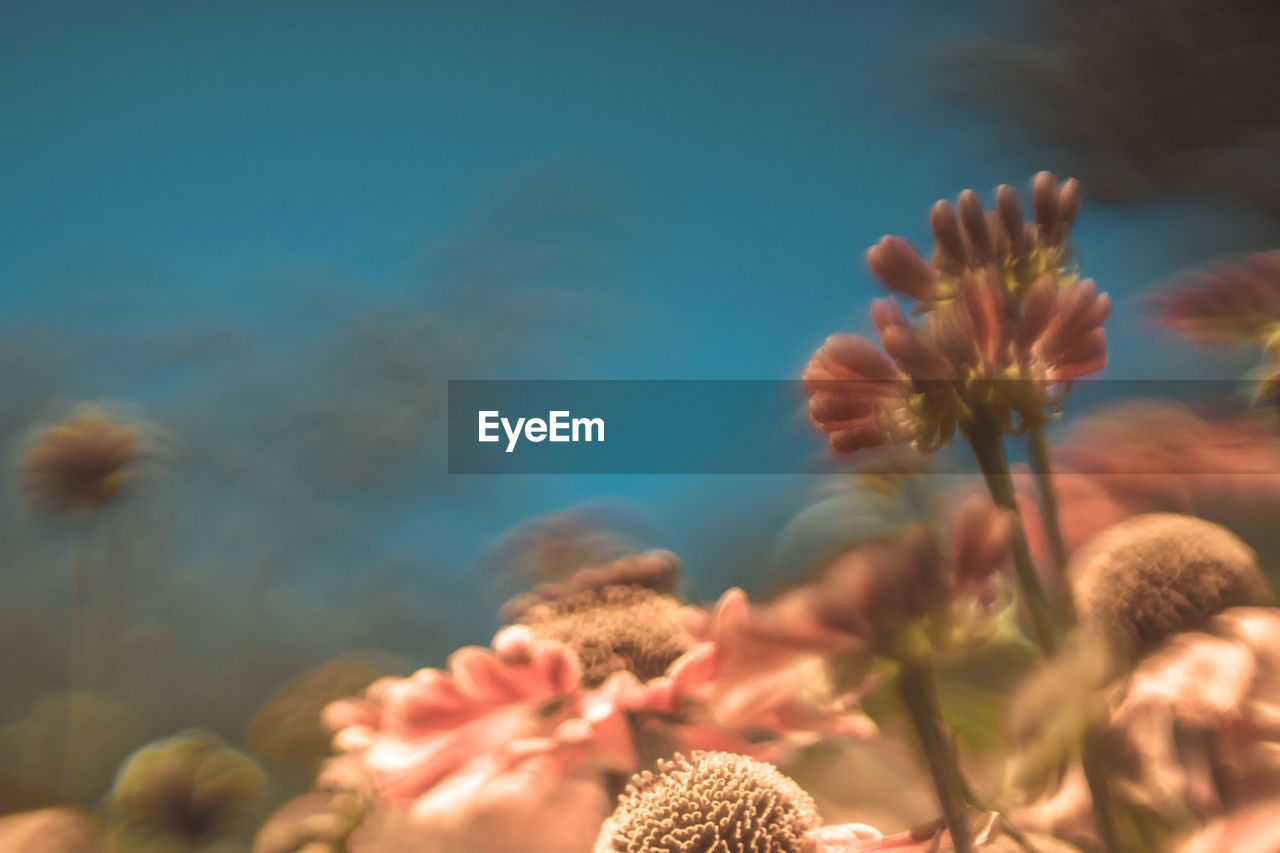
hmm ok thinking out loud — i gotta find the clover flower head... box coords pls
[867,172,1081,308]
[808,173,1108,457]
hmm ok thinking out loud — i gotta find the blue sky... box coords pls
[2,2,1261,647]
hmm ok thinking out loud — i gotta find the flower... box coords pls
[807,174,1109,455]
[1152,251,1280,346]
[514,584,692,687]
[800,814,1018,852]
[1012,402,1280,569]
[805,271,1109,454]
[252,788,365,853]
[1019,608,1280,847]
[0,808,107,853]
[19,405,156,513]
[593,751,821,853]
[867,173,1081,306]
[105,729,268,851]
[244,658,385,793]
[1178,800,1280,853]
[669,588,877,752]
[322,625,583,802]
[763,494,1013,656]
[1068,513,1271,656]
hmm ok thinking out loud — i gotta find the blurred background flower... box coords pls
[104,729,268,852]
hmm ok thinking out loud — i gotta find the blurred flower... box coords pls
[801,813,1019,852]
[670,588,877,753]
[805,273,1109,454]
[244,658,385,794]
[373,751,612,853]
[483,503,650,589]
[1109,608,1280,819]
[1069,513,1271,656]
[594,750,821,853]
[321,545,892,852]
[104,729,268,852]
[1178,800,1280,853]
[0,807,107,853]
[1021,608,1280,846]
[501,549,681,622]
[0,692,141,809]
[1013,401,1280,567]
[759,494,1014,656]
[513,584,691,687]
[1153,251,1280,346]
[252,788,366,853]
[807,174,1109,456]
[19,405,156,513]
[322,625,582,802]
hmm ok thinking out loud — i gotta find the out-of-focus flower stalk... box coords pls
[966,424,1058,653]
[63,516,88,803]
[1080,733,1127,853]
[1026,421,1073,623]
[893,655,974,853]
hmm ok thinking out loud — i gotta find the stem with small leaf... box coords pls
[965,424,1058,653]
[895,657,975,853]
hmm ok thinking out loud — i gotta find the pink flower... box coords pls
[867,173,1082,299]
[801,495,1013,653]
[669,589,877,754]
[1152,251,1280,346]
[1013,401,1280,568]
[802,332,915,453]
[1020,608,1280,844]
[351,752,612,853]
[323,625,582,801]
[804,270,1109,455]
[802,813,1000,852]
[1179,800,1280,853]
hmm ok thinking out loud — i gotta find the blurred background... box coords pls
[4,0,1280,822]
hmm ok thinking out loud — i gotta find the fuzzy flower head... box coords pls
[503,551,690,687]
[594,751,821,853]
[515,584,692,688]
[1069,513,1271,657]
[19,404,157,513]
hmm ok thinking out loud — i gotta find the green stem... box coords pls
[64,516,89,802]
[1026,422,1075,625]
[1081,732,1127,853]
[965,426,1058,653]
[895,658,975,853]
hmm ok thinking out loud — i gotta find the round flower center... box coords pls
[517,585,690,686]
[594,750,820,853]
